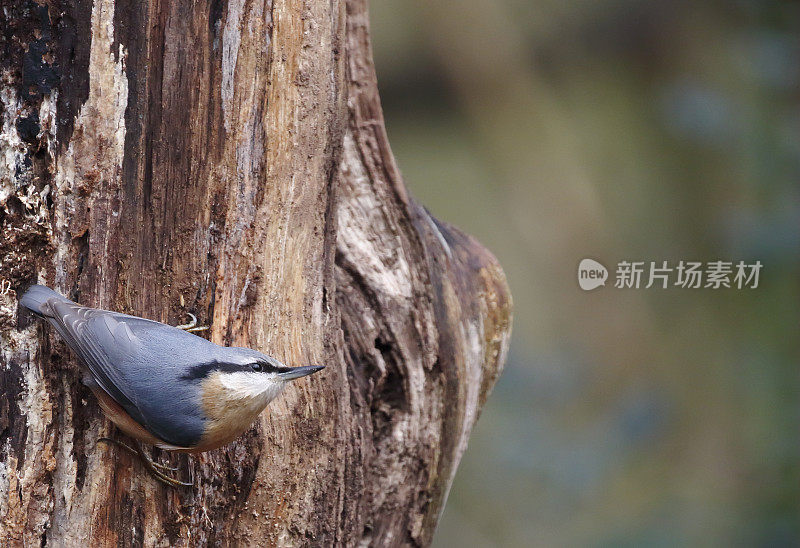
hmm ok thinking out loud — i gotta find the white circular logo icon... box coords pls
[578,258,608,290]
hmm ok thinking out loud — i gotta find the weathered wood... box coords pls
[0,0,511,545]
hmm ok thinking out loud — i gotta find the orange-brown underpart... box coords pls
[90,373,269,454]
[193,372,269,452]
[90,386,170,448]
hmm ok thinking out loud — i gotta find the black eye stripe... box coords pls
[182,359,277,380]
[254,361,296,374]
[182,360,233,380]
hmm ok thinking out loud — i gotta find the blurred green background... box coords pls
[369,1,799,546]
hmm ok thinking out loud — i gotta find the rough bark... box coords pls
[0,0,511,545]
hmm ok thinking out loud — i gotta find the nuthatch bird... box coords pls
[20,284,323,487]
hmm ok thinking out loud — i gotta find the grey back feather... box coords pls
[19,285,234,448]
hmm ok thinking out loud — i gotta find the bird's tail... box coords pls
[19,284,69,318]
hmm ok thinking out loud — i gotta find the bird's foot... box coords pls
[98,438,179,472]
[174,312,209,333]
[136,445,193,488]
[98,437,191,487]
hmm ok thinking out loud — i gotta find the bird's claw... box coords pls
[175,312,209,333]
[146,464,194,488]
[98,437,191,487]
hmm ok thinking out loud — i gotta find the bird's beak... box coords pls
[278,365,325,381]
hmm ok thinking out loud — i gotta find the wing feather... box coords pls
[44,300,147,427]
[25,287,210,448]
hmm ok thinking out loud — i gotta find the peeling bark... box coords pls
[0,0,511,545]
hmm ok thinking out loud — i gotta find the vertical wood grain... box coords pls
[0,0,510,545]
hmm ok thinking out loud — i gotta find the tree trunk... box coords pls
[0,0,512,545]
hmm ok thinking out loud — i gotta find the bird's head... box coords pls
[183,348,324,451]
[185,348,324,409]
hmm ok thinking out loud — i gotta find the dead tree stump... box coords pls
[0,0,512,545]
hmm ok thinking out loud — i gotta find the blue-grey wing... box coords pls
[44,300,144,419]
[21,286,140,417]
[42,300,206,448]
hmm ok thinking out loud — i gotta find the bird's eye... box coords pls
[252,362,264,372]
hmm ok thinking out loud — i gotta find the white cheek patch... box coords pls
[218,371,284,402]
